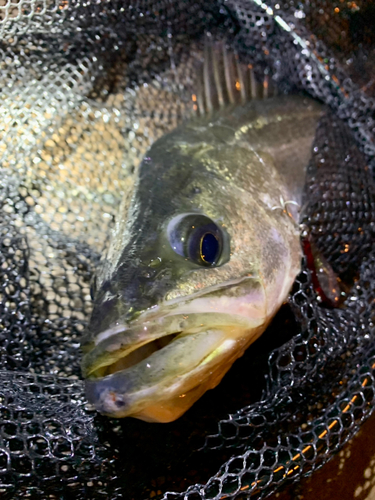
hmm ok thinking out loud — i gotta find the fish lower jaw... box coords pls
[129,348,238,423]
[84,322,267,423]
[89,326,230,379]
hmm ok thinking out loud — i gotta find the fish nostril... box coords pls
[115,399,126,408]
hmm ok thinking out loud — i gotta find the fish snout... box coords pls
[84,258,175,346]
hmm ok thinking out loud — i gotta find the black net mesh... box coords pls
[1,0,375,498]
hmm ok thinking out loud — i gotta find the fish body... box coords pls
[82,85,324,422]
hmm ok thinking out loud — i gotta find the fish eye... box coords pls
[166,213,228,267]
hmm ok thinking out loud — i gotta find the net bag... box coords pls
[1,0,375,499]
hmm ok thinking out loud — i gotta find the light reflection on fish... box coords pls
[81,42,325,422]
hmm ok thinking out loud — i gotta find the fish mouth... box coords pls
[83,276,267,422]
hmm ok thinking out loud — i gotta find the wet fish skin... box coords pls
[82,94,324,422]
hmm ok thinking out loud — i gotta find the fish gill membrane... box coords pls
[81,40,326,423]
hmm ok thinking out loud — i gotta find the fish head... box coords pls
[81,123,302,422]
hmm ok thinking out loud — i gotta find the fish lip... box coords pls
[81,323,183,379]
[81,312,250,379]
[81,274,265,379]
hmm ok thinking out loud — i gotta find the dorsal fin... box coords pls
[194,36,276,116]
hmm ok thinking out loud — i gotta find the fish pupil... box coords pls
[200,233,219,264]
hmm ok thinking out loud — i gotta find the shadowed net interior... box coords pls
[1,0,375,499]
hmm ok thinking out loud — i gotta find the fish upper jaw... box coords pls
[81,275,266,377]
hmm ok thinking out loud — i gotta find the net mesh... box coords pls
[1,0,375,498]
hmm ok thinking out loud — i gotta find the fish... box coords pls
[81,41,325,423]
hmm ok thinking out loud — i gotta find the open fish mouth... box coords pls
[83,276,267,422]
